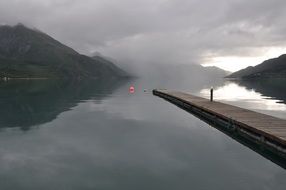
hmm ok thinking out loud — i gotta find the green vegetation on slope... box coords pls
[227,54,286,79]
[0,24,128,79]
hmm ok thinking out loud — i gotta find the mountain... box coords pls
[227,54,286,79]
[144,64,229,79]
[137,63,229,91]
[201,65,231,78]
[91,55,128,77]
[0,24,128,79]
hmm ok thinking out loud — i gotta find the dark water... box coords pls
[0,78,285,190]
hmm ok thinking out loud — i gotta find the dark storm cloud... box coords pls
[0,0,286,69]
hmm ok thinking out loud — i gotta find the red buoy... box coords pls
[129,86,135,94]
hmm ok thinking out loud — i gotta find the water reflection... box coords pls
[236,78,286,104]
[200,82,286,119]
[0,78,285,189]
[0,79,126,130]
[161,94,286,169]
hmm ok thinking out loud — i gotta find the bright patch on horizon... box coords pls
[200,83,286,112]
[202,47,286,72]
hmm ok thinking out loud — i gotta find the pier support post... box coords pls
[210,88,213,102]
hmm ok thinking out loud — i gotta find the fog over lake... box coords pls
[1,0,286,71]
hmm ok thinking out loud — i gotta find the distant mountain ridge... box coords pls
[227,54,286,79]
[136,63,229,90]
[0,24,128,79]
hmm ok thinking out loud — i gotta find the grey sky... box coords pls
[1,0,286,71]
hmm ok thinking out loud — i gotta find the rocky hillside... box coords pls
[227,54,286,79]
[0,24,128,79]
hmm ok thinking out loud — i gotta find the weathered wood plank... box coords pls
[153,89,286,153]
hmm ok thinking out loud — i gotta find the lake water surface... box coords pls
[0,79,285,190]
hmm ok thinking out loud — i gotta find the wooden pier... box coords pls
[153,89,286,164]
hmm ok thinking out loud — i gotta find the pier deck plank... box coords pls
[153,89,286,146]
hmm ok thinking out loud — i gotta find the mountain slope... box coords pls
[136,63,229,91]
[0,24,128,79]
[227,54,286,79]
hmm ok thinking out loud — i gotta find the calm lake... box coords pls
[0,78,285,190]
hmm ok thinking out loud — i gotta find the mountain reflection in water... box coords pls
[199,79,286,119]
[236,78,286,104]
[0,79,126,131]
[0,78,285,190]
